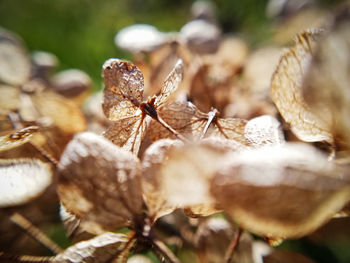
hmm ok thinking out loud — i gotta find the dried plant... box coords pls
[102,58,185,155]
[2,3,350,263]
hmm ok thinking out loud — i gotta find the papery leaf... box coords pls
[0,158,52,208]
[302,12,350,149]
[53,232,135,263]
[57,132,143,234]
[0,27,31,86]
[0,126,39,152]
[271,29,333,143]
[211,143,350,239]
[141,139,183,222]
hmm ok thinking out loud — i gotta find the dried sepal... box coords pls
[0,27,31,86]
[57,132,143,234]
[60,203,82,239]
[244,115,285,148]
[53,232,135,263]
[115,24,166,54]
[302,11,350,149]
[152,138,243,217]
[179,19,221,54]
[142,139,184,222]
[102,59,144,121]
[0,85,20,115]
[188,63,232,113]
[194,218,253,263]
[155,59,184,107]
[271,29,333,143]
[103,115,151,155]
[147,101,209,141]
[147,101,248,145]
[127,254,153,263]
[0,158,52,208]
[211,143,350,239]
[52,69,91,105]
[30,90,87,134]
[0,126,39,152]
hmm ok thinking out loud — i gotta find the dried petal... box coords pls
[271,30,333,143]
[194,218,253,263]
[103,115,150,156]
[30,90,87,134]
[302,12,350,149]
[211,143,350,239]
[57,132,143,234]
[53,232,135,263]
[142,139,184,222]
[60,203,81,238]
[155,59,184,107]
[102,59,144,121]
[179,20,221,54]
[0,28,31,86]
[0,158,52,208]
[244,47,283,96]
[127,254,153,263]
[52,69,91,102]
[188,63,232,113]
[154,138,242,216]
[244,115,285,147]
[147,101,208,141]
[0,126,39,152]
[148,101,248,144]
[0,85,20,115]
[115,24,166,53]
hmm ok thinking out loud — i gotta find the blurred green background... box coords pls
[0,0,341,90]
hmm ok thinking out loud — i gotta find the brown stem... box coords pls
[10,213,63,255]
[0,252,54,263]
[157,115,189,142]
[152,238,180,263]
[224,227,242,263]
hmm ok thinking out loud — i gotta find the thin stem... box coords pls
[30,142,59,166]
[152,238,180,263]
[224,227,242,263]
[199,108,218,140]
[157,115,189,142]
[0,252,54,263]
[10,213,63,255]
